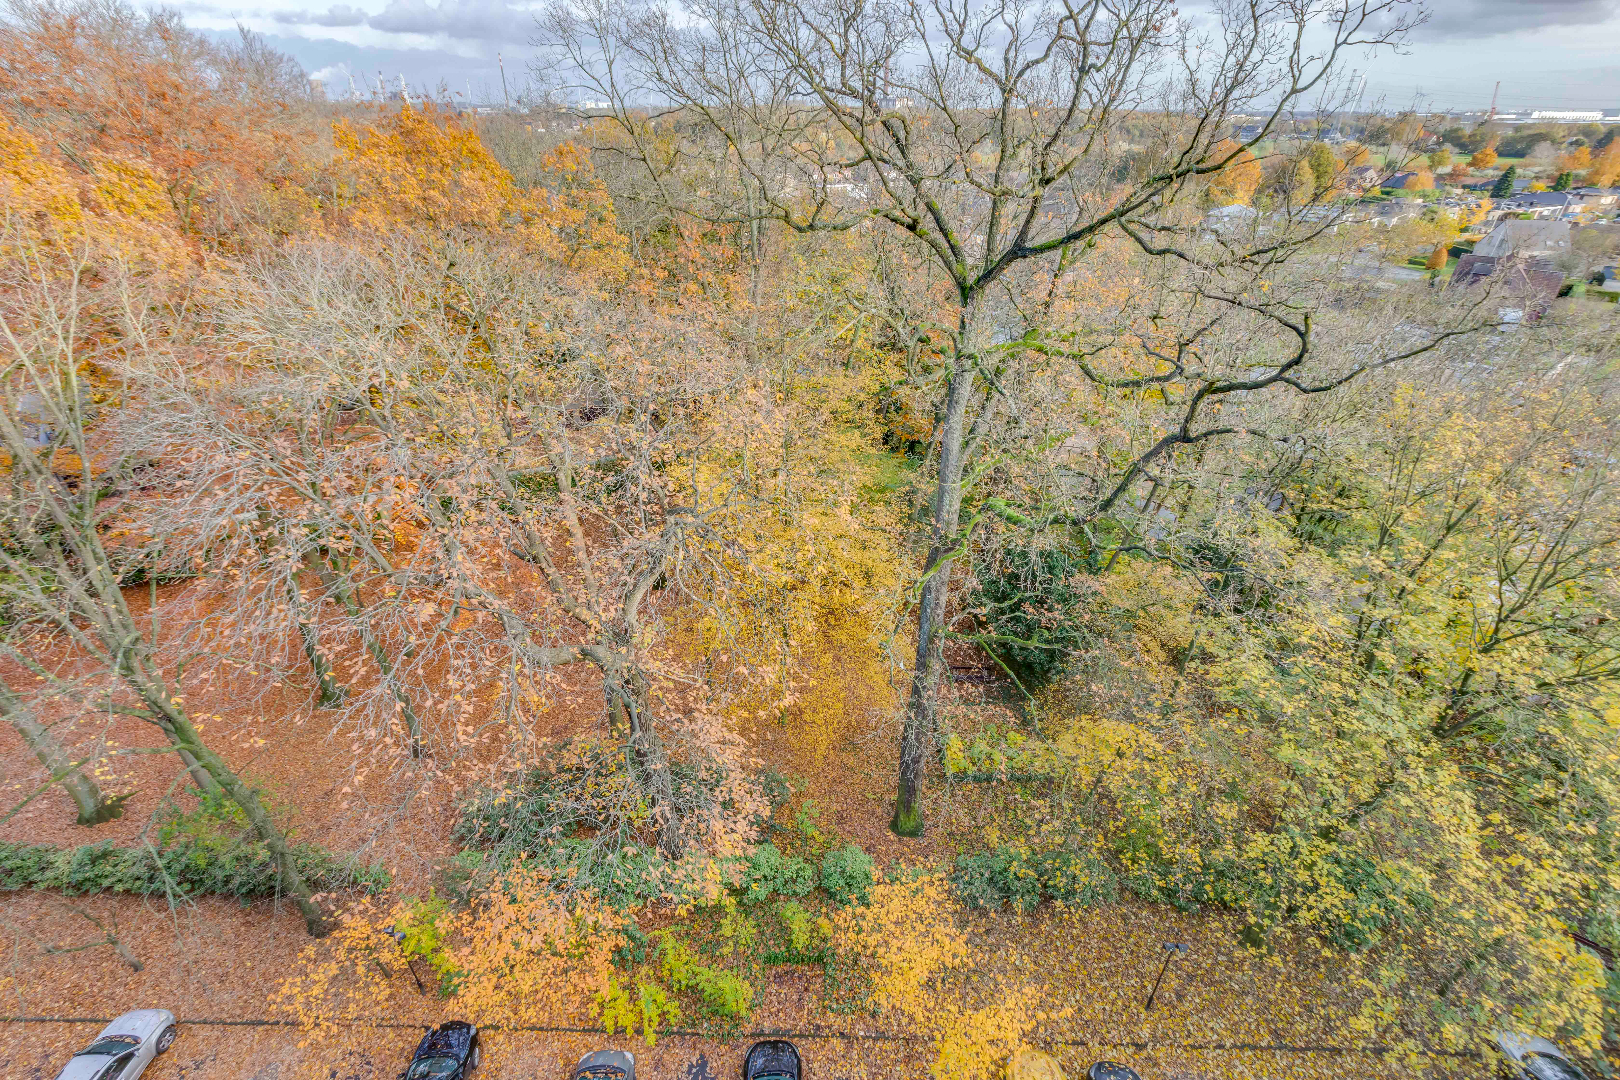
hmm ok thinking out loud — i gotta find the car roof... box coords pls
[98,1010,174,1041]
[1497,1032,1568,1060]
[55,1056,114,1080]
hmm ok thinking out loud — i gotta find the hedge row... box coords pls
[0,838,389,901]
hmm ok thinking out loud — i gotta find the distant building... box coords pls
[1448,253,1564,318]
[1343,165,1382,191]
[1529,110,1604,122]
[1567,188,1620,214]
[1203,203,1258,233]
[1487,192,1576,221]
[1473,219,1572,258]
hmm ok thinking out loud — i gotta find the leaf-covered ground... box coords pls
[1,886,1489,1078]
[2,608,1487,1079]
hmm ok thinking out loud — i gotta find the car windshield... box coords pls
[76,1036,139,1056]
[575,1069,625,1078]
[406,1057,461,1078]
[1526,1053,1590,1080]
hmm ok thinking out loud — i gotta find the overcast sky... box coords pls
[180,0,1620,111]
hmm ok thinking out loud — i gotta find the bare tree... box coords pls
[0,257,329,935]
[537,0,1499,834]
[128,234,765,858]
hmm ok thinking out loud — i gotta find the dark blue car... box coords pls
[400,1021,480,1080]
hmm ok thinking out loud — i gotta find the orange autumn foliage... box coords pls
[330,105,630,278]
[331,104,521,231]
[1588,141,1620,186]
[0,0,318,246]
[832,874,1059,1080]
[1206,138,1261,205]
[1557,145,1592,173]
[0,113,187,275]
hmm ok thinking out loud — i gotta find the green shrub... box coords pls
[0,794,386,901]
[740,843,816,903]
[0,835,387,901]
[394,892,459,991]
[598,976,677,1046]
[764,900,831,964]
[1116,830,1432,951]
[657,936,754,1020]
[965,544,1093,687]
[951,845,1117,913]
[455,752,766,909]
[819,844,874,906]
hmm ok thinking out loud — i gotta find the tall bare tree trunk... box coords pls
[320,558,422,756]
[606,662,684,856]
[140,684,329,936]
[893,318,979,837]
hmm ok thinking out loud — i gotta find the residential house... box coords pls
[1473,219,1572,258]
[1343,164,1383,191]
[1448,253,1564,317]
[1566,187,1620,216]
[1485,191,1573,221]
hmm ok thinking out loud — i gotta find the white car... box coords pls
[53,1010,177,1080]
[1495,1032,1590,1080]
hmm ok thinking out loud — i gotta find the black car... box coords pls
[400,1021,480,1080]
[570,1050,635,1079]
[1086,1064,1143,1080]
[742,1040,802,1080]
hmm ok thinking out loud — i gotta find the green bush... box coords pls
[455,752,769,909]
[1118,831,1432,951]
[0,832,387,901]
[741,843,816,903]
[657,936,754,1020]
[965,544,1093,687]
[951,845,1118,913]
[819,844,874,906]
[764,900,831,965]
[451,838,732,911]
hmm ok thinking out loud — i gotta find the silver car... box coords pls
[1496,1032,1591,1080]
[53,1010,177,1080]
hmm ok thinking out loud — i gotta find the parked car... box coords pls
[569,1049,635,1079]
[1496,1032,1591,1080]
[742,1040,802,1080]
[53,1010,177,1080]
[400,1021,480,1079]
[1086,1064,1142,1080]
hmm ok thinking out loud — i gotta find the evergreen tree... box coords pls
[1553,171,1573,191]
[1491,165,1517,198]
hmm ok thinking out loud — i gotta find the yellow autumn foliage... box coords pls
[272,863,621,1038]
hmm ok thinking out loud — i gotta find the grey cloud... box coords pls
[1411,0,1620,39]
[366,0,533,42]
[202,29,520,97]
[275,4,367,27]
[271,0,531,39]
